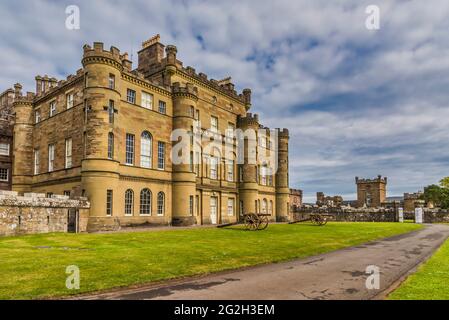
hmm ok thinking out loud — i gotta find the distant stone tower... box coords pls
[355,175,387,208]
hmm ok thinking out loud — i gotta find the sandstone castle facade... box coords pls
[3,35,290,231]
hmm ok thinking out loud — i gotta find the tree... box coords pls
[422,178,449,209]
[440,177,449,189]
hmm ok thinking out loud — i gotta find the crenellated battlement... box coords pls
[172,82,198,99]
[82,42,132,71]
[355,175,387,184]
[237,112,259,128]
[277,128,289,138]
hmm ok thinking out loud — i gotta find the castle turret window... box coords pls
[108,133,114,159]
[108,74,115,89]
[108,100,114,124]
[227,160,234,182]
[106,190,113,216]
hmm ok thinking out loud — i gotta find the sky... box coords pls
[1,0,448,203]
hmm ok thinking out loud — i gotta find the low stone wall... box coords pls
[0,191,90,237]
[294,207,397,222]
[424,210,449,223]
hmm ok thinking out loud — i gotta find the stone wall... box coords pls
[0,191,90,237]
[423,209,449,223]
[294,206,397,222]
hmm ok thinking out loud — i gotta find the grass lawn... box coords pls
[389,236,449,300]
[0,222,421,299]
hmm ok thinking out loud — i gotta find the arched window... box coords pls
[157,192,165,216]
[140,188,152,215]
[108,132,114,159]
[140,131,152,168]
[258,200,261,213]
[269,200,273,215]
[125,189,134,216]
[262,199,267,214]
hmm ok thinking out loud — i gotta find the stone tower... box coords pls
[237,113,259,215]
[12,94,34,193]
[275,128,290,221]
[355,175,387,208]
[81,43,124,221]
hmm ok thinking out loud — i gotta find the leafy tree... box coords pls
[422,178,449,209]
[440,177,449,189]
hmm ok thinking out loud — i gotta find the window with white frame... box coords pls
[189,106,195,118]
[125,133,135,165]
[210,116,218,133]
[140,188,152,215]
[108,100,114,124]
[189,195,194,216]
[127,89,136,104]
[227,160,234,182]
[108,132,114,159]
[157,192,165,216]
[48,144,55,172]
[157,141,165,169]
[140,131,152,168]
[158,100,166,114]
[125,189,134,216]
[106,190,113,216]
[226,123,235,139]
[35,109,41,124]
[210,156,218,179]
[269,200,273,215]
[108,74,115,89]
[66,93,74,109]
[0,143,9,156]
[261,165,267,186]
[34,149,40,175]
[49,101,56,117]
[262,199,268,214]
[0,168,8,181]
[227,198,234,216]
[65,138,72,169]
[141,91,153,109]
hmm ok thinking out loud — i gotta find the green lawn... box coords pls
[389,236,449,300]
[0,222,421,299]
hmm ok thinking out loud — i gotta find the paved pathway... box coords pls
[79,224,449,300]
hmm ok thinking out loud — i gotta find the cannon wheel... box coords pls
[311,215,327,226]
[244,213,260,231]
[257,215,269,230]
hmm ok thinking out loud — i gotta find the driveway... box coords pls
[79,224,449,300]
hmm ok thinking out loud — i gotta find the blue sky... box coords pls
[1,0,449,202]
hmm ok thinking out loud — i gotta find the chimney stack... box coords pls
[35,76,42,95]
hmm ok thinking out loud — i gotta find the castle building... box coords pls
[5,35,290,231]
[316,192,343,207]
[355,175,387,208]
[0,86,18,191]
[289,188,302,212]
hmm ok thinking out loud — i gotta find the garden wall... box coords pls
[0,191,90,237]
